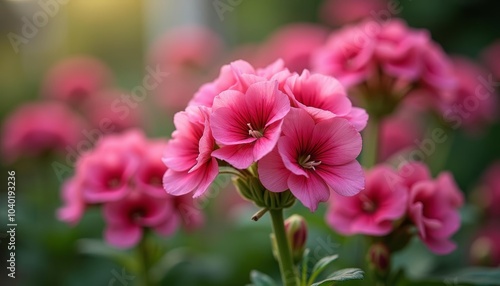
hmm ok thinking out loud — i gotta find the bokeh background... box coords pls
[0,0,499,285]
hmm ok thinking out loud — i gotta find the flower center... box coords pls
[298,154,321,170]
[247,123,264,138]
[360,194,377,213]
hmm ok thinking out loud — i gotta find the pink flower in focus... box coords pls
[257,24,328,73]
[258,108,364,211]
[162,107,218,197]
[57,177,86,225]
[319,0,387,26]
[103,190,179,248]
[1,101,86,163]
[210,81,290,169]
[399,162,463,254]
[312,23,376,88]
[284,70,368,131]
[327,165,408,235]
[42,56,113,103]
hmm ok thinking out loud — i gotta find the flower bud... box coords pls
[233,176,295,210]
[367,243,391,275]
[285,214,307,263]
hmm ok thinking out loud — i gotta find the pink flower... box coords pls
[78,130,146,203]
[210,81,290,169]
[327,165,408,235]
[284,70,368,131]
[481,40,500,80]
[188,60,290,108]
[258,108,364,211]
[136,140,168,198]
[441,57,497,132]
[399,162,463,254]
[172,194,205,231]
[42,56,113,103]
[1,101,86,163]
[379,111,423,161]
[319,0,387,26]
[312,23,376,88]
[82,89,142,132]
[257,24,328,73]
[57,177,86,225]
[474,162,500,219]
[162,106,218,197]
[103,190,179,248]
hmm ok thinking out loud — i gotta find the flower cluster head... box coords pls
[312,19,456,115]
[327,162,463,255]
[1,101,86,163]
[58,130,202,248]
[163,59,367,212]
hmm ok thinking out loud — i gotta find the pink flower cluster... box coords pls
[163,59,367,211]
[327,162,463,254]
[58,130,202,248]
[313,19,456,108]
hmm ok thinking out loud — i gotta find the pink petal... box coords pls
[316,161,364,196]
[288,172,330,212]
[104,224,142,249]
[258,147,290,192]
[212,144,255,169]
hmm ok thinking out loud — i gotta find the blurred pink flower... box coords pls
[319,0,387,26]
[399,162,463,254]
[441,57,497,132]
[57,177,86,225]
[1,101,86,163]
[481,40,500,80]
[473,162,500,219]
[327,165,408,235]
[188,60,290,108]
[258,108,364,211]
[470,224,500,267]
[284,70,368,131]
[162,106,218,198]
[257,23,328,73]
[136,140,168,198]
[103,190,179,248]
[210,81,290,169]
[78,130,146,203]
[379,111,422,161]
[42,56,113,103]
[82,89,142,133]
[172,194,205,231]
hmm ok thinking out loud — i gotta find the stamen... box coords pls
[299,154,322,170]
[247,123,264,138]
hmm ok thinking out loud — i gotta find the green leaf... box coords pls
[300,249,310,286]
[77,239,137,272]
[438,267,500,285]
[249,270,278,286]
[308,254,339,284]
[311,268,364,286]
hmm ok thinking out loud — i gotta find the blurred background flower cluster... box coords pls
[0,0,499,285]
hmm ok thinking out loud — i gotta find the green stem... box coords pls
[139,233,152,286]
[269,209,299,286]
[362,116,380,168]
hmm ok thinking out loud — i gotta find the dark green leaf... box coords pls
[249,270,277,286]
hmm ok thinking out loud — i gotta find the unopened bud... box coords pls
[367,243,391,275]
[285,214,307,263]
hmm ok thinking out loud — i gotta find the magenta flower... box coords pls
[163,106,218,197]
[136,140,168,198]
[79,131,145,203]
[284,70,368,131]
[57,177,86,225]
[103,190,179,248]
[327,165,408,235]
[399,162,464,254]
[42,56,113,103]
[210,81,290,169]
[474,162,500,219]
[258,108,364,211]
[1,101,86,163]
[379,111,423,161]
